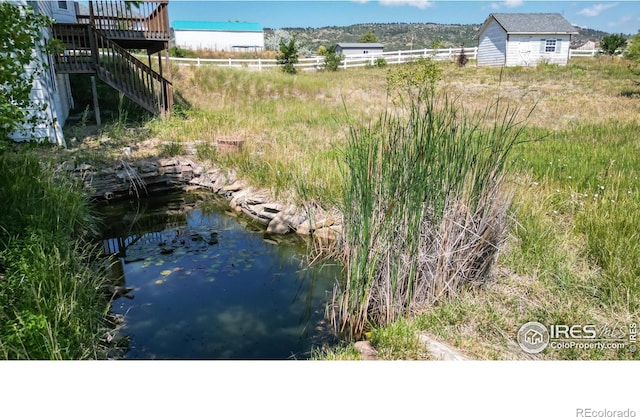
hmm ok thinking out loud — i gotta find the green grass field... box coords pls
[60,56,640,359]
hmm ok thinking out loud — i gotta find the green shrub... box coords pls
[169,46,197,58]
[277,37,299,74]
[374,57,388,68]
[386,57,442,100]
[323,45,343,72]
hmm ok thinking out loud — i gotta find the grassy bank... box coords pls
[65,56,639,359]
[0,150,111,359]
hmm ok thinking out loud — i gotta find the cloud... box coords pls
[503,0,524,7]
[577,3,619,17]
[489,0,524,10]
[378,0,434,9]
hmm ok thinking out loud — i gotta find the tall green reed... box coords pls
[331,88,529,337]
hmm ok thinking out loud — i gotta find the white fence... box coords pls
[165,46,477,71]
[159,46,602,71]
[569,49,600,57]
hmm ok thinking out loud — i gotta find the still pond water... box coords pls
[97,193,341,359]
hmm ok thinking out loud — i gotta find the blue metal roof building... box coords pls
[173,21,264,32]
[172,20,265,52]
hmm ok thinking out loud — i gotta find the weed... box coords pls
[160,141,184,157]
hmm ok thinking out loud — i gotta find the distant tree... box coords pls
[267,29,313,57]
[624,31,640,87]
[624,31,640,61]
[601,33,627,55]
[322,44,342,71]
[277,37,299,74]
[266,29,293,51]
[0,2,56,141]
[317,45,328,56]
[359,30,379,43]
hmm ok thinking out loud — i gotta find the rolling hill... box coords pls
[265,22,611,53]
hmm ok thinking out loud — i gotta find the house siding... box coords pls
[506,34,571,66]
[335,46,384,57]
[51,0,77,23]
[174,30,264,51]
[9,1,66,145]
[477,19,507,66]
[477,13,576,67]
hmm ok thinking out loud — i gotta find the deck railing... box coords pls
[91,26,171,113]
[76,0,169,40]
[52,23,172,114]
[52,24,94,73]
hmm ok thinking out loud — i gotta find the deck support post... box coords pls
[91,75,102,127]
[157,52,166,116]
[157,48,172,117]
[164,46,173,114]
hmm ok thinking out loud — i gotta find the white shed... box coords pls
[173,21,264,52]
[476,13,578,67]
[335,43,384,57]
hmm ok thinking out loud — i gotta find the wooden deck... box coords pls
[52,1,172,115]
[75,0,170,53]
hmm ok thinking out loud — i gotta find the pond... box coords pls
[97,193,341,359]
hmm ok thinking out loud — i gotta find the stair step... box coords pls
[53,23,171,115]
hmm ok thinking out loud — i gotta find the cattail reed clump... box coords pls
[330,87,528,337]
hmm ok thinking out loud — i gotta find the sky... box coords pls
[168,0,640,35]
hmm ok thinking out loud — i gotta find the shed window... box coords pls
[58,1,68,9]
[544,39,557,53]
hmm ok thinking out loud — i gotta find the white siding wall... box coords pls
[51,0,77,23]
[174,30,264,51]
[506,35,571,66]
[8,1,66,145]
[477,19,507,66]
[56,73,74,123]
[337,47,384,57]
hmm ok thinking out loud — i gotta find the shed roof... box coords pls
[173,21,263,32]
[336,43,384,49]
[479,13,578,36]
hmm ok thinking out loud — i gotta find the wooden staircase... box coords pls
[52,1,172,116]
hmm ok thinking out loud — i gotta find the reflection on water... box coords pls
[97,193,340,359]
